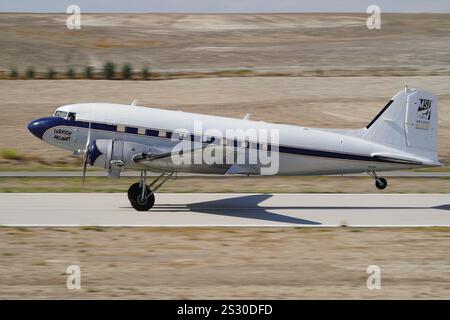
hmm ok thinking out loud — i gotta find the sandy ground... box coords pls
[0,227,449,299]
[1,13,450,74]
[1,77,449,164]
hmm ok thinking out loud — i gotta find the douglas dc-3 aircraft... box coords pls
[28,87,441,211]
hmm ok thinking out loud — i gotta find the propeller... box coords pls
[82,122,92,187]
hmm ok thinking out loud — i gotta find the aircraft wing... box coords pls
[225,164,260,175]
[132,140,208,163]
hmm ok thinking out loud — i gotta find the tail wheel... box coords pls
[128,183,155,211]
[375,177,387,190]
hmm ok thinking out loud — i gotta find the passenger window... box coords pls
[158,130,167,138]
[202,136,215,143]
[178,132,189,140]
[241,140,249,148]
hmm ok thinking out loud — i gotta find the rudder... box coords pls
[363,87,438,161]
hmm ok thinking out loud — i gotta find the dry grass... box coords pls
[0,227,449,299]
[0,176,449,193]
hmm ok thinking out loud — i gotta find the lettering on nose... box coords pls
[53,128,72,142]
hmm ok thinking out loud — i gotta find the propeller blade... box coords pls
[85,122,91,150]
[82,122,92,188]
[82,154,88,187]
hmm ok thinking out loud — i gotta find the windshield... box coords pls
[54,110,68,118]
[53,111,76,121]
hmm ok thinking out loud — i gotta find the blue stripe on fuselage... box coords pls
[44,118,421,166]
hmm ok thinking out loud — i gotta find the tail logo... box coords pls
[416,99,432,130]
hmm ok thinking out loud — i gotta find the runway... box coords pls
[1,193,450,227]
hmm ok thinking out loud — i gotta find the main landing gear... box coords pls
[128,171,175,211]
[368,170,388,190]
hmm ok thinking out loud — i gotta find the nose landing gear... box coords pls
[127,171,175,211]
[368,170,388,190]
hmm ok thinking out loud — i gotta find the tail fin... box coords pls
[363,87,439,162]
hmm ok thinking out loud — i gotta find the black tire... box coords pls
[128,183,155,211]
[375,177,387,190]
[127,183,141,202]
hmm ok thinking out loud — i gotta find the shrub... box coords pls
[103,61,115,79]
[46,68,57,79]
[122,64,133,79]
[26,67,35,79]
[81,226,105,232]
[84,66,93,79]
[66,67,75,79]
[1,148,23,160]
[9,67,18,79]
[315,69,324,76]
[142,66,150,80]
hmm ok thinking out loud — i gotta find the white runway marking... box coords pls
[0,193,449,227]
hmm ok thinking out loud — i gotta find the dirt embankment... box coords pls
[1,13,450,75]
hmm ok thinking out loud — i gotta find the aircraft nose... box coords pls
[27,117,60,140]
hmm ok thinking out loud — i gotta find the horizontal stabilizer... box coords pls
[371,153,423,165]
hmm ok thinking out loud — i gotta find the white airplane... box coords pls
[28,87,441,211]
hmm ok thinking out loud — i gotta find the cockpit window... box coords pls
[53,111,76,121]
[54,110,68,118]
[67,112,76,121]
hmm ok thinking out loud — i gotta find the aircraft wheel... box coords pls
[128,183,155,211]
[127,183,140,202]
[375,177,387,190]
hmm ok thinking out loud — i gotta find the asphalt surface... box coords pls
[1,193,449,227]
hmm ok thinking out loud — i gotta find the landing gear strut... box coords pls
[128,171,175,211]
[368,170,387,190]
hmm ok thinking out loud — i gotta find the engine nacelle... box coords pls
[88,139,149,173]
